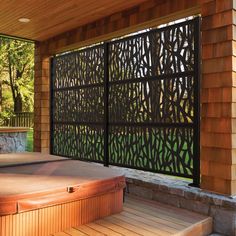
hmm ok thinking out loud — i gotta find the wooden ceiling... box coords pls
[0,0,148,42]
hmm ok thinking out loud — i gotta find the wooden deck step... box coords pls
[53,195,213,236]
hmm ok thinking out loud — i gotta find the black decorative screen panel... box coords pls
[51,45,105,163]
[109,77,194,123]
[109,126,194,176]
[51,18,200,184]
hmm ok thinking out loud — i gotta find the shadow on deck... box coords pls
[54,194,213,236]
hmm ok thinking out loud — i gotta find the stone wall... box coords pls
[0,132,27,153]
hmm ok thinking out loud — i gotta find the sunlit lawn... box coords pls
[26,129,33,152]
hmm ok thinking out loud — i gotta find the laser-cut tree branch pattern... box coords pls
[52,20,197,177]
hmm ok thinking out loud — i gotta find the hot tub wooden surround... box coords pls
[0,153,125,236]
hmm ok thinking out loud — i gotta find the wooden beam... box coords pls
[39,0,201,55]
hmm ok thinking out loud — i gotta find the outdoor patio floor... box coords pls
[53,195,213,236]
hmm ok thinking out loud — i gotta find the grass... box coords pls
[26,128,33,152]
[27,129,191,180]
[53,131,193,178]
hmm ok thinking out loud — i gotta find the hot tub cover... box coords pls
[0,153,125,215]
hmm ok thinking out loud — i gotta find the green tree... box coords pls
[0,37,34,113]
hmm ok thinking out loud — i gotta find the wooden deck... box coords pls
[53,195,213,236]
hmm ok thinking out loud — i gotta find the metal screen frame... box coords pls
[50,17,201,186]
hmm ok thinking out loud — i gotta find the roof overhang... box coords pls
[0,0,149,42]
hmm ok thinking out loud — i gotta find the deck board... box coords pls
[64,228,88,236]
[53,195,212,236]
[74,225,105,236]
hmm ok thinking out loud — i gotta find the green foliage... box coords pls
[0,37,34,123]
[26,129,33,152]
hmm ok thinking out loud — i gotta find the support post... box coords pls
[104,42,109,167]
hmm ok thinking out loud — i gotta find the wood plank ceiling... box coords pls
[0,0,149,41]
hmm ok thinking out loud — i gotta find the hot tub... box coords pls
[0,127,29,153]
[0,153,125,236]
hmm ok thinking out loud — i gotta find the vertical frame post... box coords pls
[104,42,109,167]
[192,17,201,187]
[50,57,55,155]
